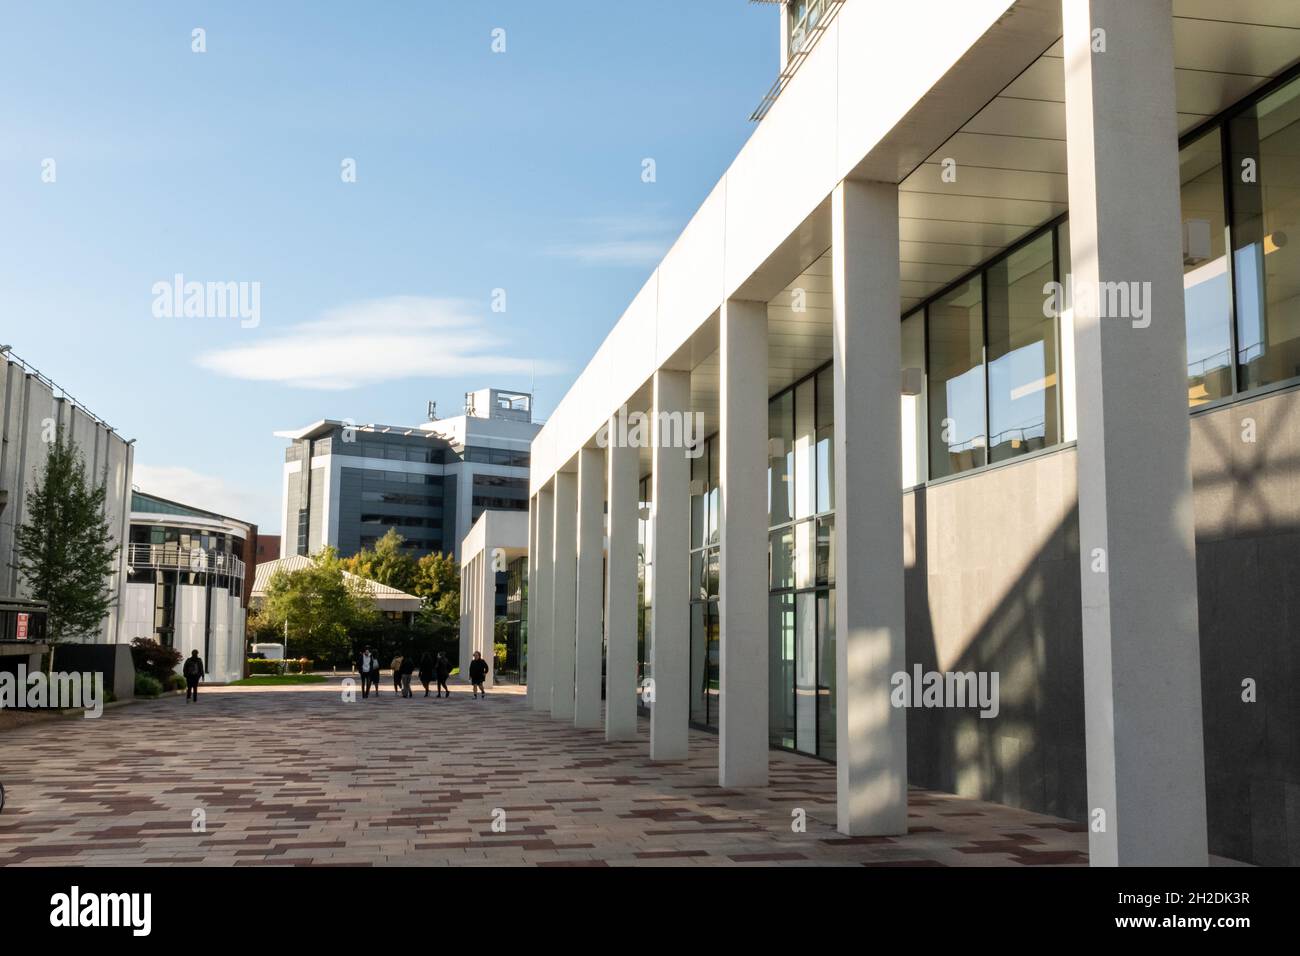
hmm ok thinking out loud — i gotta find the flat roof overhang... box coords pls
[531,0,1300,489]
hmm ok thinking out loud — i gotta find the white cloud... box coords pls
[132,465,270,527]
[195,295,557,390]
[544,214,676,268]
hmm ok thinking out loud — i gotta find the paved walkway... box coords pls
[0,677,1088,866]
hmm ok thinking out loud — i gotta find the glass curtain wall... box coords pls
[505,556,526,678]
[689,436,720,728]
[1229,76,1300,393]
[1175,69,1300,404]
[768,366,836,758]
[636,474,651,712]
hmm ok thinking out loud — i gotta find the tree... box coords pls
[340,528,418,593]
[12,427,120,668]
[259,547,379,664]
[414,550,460,623]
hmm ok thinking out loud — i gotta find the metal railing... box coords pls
[126,543,246,579]
[750,0,845,122]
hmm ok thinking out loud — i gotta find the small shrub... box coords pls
[130,638,182,684]
[167,674,187,691]
[247,658,284,676]
[134,674,164,698]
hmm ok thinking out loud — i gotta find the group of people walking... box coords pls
[353,647,490,699]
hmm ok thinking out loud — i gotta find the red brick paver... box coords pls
[0,678,1088,866]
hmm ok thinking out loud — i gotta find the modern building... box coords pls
[122,491,257,683]
[276,388,538,561]
[0,347,133,649]
[523,1,1300,867]
[458,508,529,685]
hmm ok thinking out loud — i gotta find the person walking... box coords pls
[390,654,404,694]
[434,651,452,698]
[182,649,204,702]
[418,651,435,697]
[469,650,489,699]
[355,646,380,698]
[400,653,416,698]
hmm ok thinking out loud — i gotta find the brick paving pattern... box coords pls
[0,677,1088,866]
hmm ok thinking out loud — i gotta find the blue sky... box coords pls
[0,1,776,532]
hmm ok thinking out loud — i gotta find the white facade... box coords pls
[524,1,1300,866]
[458,509,528,689]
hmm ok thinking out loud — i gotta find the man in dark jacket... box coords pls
[182,650,204,702]
[469,651,489,698]
[434,652,452,698]
[355,647,380,698]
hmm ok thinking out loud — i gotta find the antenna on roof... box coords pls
[427,401,438,421]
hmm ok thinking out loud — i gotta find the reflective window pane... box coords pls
[927,279,987,478]
[794,377,816,519]
[794,519,817,590]
[816,367,834,513]
[1180,128,1233,406]
[817,590,835,757]
[768,391,794,525]
[1231,75,1300,391]
[770,526,795,590]
[769,594,796,749]
[795,593,817,755]
[901,310,926,486]
[986,232,1059,462]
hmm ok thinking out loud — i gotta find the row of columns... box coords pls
[459,550,497,689]
[524,0,1207,860]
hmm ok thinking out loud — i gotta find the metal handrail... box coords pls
[750,0,845,122]
[126,543,246,579]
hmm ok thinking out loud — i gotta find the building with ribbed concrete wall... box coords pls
[0,347,133,647]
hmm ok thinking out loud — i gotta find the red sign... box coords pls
[15,613,29,641]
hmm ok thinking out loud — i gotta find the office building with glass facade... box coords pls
[523,1,1300,866]
[277,388,539,562]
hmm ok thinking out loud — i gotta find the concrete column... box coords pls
[605,437,640,741]
[1062,0,1207,866]
[575,447,605,728]
[531,486,554,712]
[832,179,907,836]
[479,548,496,688]
[460,558,473,676]
[551,470,578,720]
[718,299,770,787]
[650,368,691,760]
[526,500,538,702]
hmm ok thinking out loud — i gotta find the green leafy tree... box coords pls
[414,550,460,623]
[12,427,120,668]
[340,528,418,593]
[260,547,379,664]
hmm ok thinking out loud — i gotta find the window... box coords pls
[1180,128,1234,406]
[986,232,1059,462]
[815,366,834,512]
[928,278,986,478]
[768,390,794,525]
[1230,76,1300,392]
[901,310,926,485]
[765,365,837,760]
